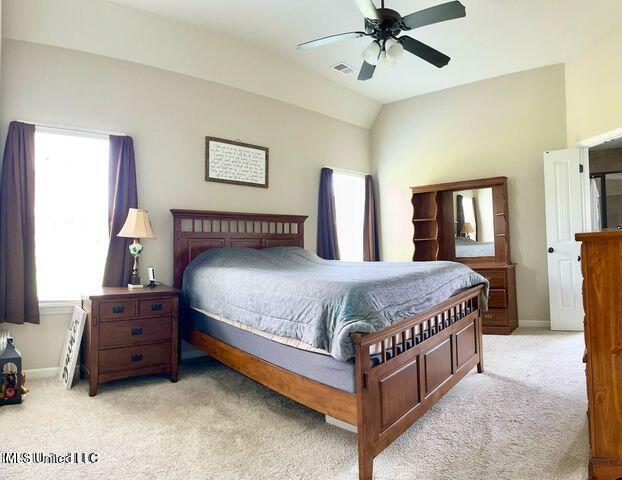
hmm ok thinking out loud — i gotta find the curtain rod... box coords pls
[19,120,127,137]
[326,167,369,177]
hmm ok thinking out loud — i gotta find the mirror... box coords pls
[453,188,495,258]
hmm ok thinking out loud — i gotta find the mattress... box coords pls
[189,308,356,393]
[182,246,488,361]
[189,298,477,394]
[192,307,330,355]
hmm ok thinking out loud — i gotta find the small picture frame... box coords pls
[206,137,269,188]
[58,306,87,389]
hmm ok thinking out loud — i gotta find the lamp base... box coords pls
[128,239,143,290]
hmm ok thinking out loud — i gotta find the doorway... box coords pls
[587,137,622,231]
[543,128,622,331]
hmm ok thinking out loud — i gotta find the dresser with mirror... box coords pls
[411,176,518,334]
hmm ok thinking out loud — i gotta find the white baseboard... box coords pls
[518,320,551,328]
[24,367,58,379]
[23,344,205,380]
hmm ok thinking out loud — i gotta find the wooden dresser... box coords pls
[471,264,518,335]
[411,177,518,334]
[576,230,622,480]
[81,285,179,396]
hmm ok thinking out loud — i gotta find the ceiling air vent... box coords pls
[332,63,356,76]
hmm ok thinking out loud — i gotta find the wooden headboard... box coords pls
[171,209,308,288]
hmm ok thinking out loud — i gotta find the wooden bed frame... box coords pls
[172,209,484,480]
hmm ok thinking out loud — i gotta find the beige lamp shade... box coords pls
[462,222,476,234]
[118,208,156,239]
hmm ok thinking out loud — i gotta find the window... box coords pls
[333,171,366,261]
[34,128,110,300]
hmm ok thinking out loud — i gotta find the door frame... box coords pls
[577,127,622,231]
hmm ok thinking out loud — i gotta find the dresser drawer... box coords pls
[488,289,508,308]
[478,270,506,289]
[99,342,170,373]
[138,298,174,317]
[482,309,507,326]
[99,317,171,348]
[99,300,137,321]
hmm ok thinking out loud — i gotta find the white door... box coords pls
[543,148,586,331]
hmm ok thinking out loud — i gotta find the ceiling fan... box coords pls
[297,0,466,81]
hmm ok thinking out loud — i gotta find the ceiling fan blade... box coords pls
[358,61,376,81]
[352,0,380,20]
[402,1,466,30]
[297,31,367,51]
[400,36,451,68]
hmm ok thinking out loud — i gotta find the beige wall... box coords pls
[565,27,622,146]
[371,65,567,322]
[3,0,380,129]
[1,40,370,369]
[6,312,72,374]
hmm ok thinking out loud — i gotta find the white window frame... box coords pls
[331,168,368,262]
[31,123,125,315]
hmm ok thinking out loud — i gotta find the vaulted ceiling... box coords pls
[111,0,622,104]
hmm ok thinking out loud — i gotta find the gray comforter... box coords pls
[182,247,488,361]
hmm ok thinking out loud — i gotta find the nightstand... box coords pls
[81,285,179,396]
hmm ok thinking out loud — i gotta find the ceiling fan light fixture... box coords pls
[362,40,381,65]
[386,38,404,62]
[377,50,396,69]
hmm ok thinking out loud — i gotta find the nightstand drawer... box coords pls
[99,342,170,373]
[99,317,171,348]
[482,309,507,326]
[488,289,508,308]
[138,298,173,317]
[100,300,137,321]
[478,270,506,289]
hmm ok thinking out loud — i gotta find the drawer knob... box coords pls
[150,303,162,312]
[131,353,143,362]
[112,305,124,314]
[131,327,143,336]
[483,313,493,319]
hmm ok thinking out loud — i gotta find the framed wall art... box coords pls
[205,137,269,188]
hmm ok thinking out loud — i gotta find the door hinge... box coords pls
[579,164,584,173]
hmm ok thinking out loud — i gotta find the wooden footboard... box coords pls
[352,286,484,480]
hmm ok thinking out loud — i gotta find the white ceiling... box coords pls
[111,0,622,104]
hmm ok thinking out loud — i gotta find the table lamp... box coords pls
[462,222,475,239]
[118,208,156,289]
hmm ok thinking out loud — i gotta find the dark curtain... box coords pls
[363,175,380,261]
[102,136,138,287]
[456,194,465,237]
[317,167,340,260]
[472,197,479,241]
[0,122,39,325]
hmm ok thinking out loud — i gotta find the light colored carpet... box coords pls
[3,329,588,480]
